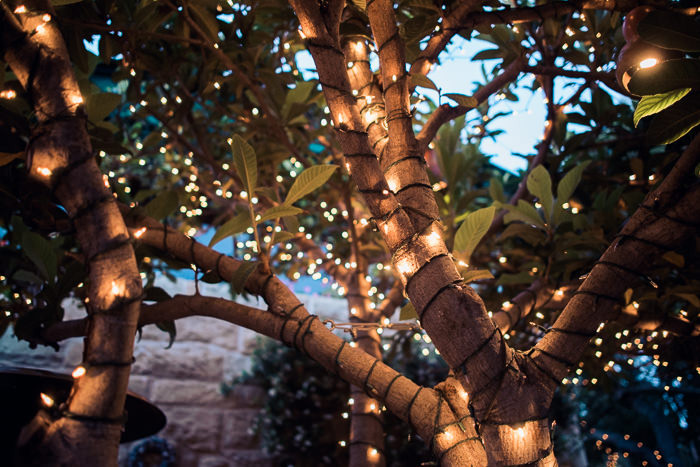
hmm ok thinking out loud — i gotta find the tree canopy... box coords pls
[0,0,699,465]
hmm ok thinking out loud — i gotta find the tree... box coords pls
[0,0,698,465]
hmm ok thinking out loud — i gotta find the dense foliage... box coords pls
[1,0,699,465]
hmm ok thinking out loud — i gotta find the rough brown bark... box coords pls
[123,214,487,465]
[1,1,142,465]
[289,0,556,463]
[534,132,700,380]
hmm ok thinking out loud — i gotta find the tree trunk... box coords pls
[1,2,142,465]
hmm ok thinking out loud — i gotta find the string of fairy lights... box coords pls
[1,2,698,464]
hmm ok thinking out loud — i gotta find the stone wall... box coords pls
[0,278,348,467]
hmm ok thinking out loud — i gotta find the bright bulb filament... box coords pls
[639,58,658,69]
[40,392,54,407]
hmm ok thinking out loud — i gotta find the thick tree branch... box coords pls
[491,280,552,333]
[288,8,554,462]
[365,0,439,230]
[533,132,700,381]
[126,210,486,465]
[2,1,142,464]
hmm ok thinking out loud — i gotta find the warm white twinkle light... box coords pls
[639,58,658,69]
[426,230,442,247]
[40,393,54,407]
[396,257,412,276]
[133,227,147,238]
[72,366,86,378]
[111,280,124,296]
[0,89,16,99]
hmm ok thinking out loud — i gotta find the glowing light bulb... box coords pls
[111,281,124,296]
[426,230,442,247]
[0,89,17,99]
[133,227,147,238]
[72,366,86,378]
[396,257,412,276]
[40,393,54,407]
[36,167,52,177]
[639,58,658,69]
[14,6,27,13]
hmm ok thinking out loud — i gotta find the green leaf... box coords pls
[634,88,692,127]
[283,215,300,234]
[209,212,251,247]
[86,92,121,122]
[638,10,700,52]
[503,200,545,229]
[647,92,700,145]
[230,261,258,295]
[462,269,494,283]
[410,73,439,92]
[498,223,546,245]
[21,231,57,281]
[281,81,316,122]
[488,177,506,203]
[188,3,219,42]
[258,205,303,223]
[230,135,258,195]
[284,165,338,205]
[453,206,496,258]
[628,59,700,96]
[0,151,23,167]
[557,160,592,203]
[661,251,685,268]
[527,165,553,222]
[155,320,177,349]
[399,302,417,320]
[143,190,179,220]
[444,93,478,108]
[271,231,295,245]
[496,271,535,286]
